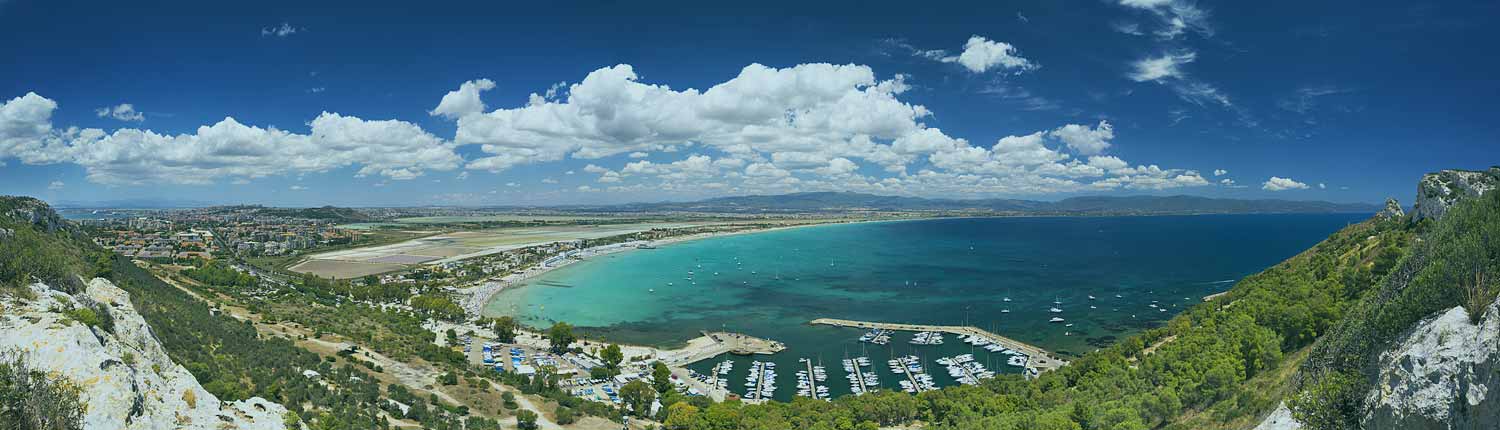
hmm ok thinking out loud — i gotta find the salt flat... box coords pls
[287,221,721,278]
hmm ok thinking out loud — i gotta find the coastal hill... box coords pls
[596,191,1382,215]
[1,168,1494,430]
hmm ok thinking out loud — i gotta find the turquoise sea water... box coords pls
[483,214,1367,400]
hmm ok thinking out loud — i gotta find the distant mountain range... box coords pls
[43,192,1383,216]
[585,192,1383,215]
[53,198,217,209]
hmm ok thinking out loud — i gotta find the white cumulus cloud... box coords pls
[430,79,496,119]
[1049,121,1114,155]
[1262,176,1309,191]
[0,93,462,185]
[95,104,144,122]
[940,36,1036,73]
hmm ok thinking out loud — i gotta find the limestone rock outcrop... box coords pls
[0,278,287,430]
[1412,167,1500,222]
[1378,198,1405,219]
[2,195,69,233]
[1361,297,1500,429]
[1253,402,1302,430]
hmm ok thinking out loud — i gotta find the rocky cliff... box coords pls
[0,278,287,430]
[1,195,70,233]
[1412,167,1500,222]
[1361,296,1499,429]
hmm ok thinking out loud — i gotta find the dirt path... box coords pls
[145,264,572,427]
[1129,334,1178,367]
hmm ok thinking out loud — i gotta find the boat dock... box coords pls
[750,362,771,401]
[848,360,871,393]
[948,356,980,384]
[810,318,1069,375]
[899,359,927,392]
[802,359,824,400]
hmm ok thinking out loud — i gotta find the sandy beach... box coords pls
[456,219,878,318]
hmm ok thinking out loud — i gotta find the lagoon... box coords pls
[483,214,1367,399]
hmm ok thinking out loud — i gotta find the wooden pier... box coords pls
[848,359,871,393]
[750,362,771,401]
[810,318,1069,375]
[897,358,930,393]
[947,356,980,385]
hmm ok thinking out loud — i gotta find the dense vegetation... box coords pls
[181,259,258,289]
[1291,191,1500,429]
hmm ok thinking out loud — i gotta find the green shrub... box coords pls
[0,351,86,430]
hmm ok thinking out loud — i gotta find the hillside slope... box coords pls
[0,279,287,429]
[1289,171,1500,429]
[1,195,518,429]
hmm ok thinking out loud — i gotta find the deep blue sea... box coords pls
[483,214,1367,400]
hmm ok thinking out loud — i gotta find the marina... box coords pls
[938,354,996,386]
[743,361,778,401]
[810,318,1069,376]
[842,356,878,395]
[889,355,937,393]
[795,358,830,400]
[858,328,893,345]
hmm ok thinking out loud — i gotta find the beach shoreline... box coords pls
[457,217,911,319]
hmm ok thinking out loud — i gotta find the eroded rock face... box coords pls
[1412,167,1500,222]
[0,278,287,430]
[1,195,69,233]
[1362,297,1500,429]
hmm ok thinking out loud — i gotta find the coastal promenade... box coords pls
[809,318,1069,375]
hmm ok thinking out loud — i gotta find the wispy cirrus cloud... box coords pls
[260,22,301,37]
[1117,0,1213,40]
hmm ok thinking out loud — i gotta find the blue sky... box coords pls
[2,0,1496,207]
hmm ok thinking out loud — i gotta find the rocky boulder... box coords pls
[1361,296,1500,429]
[1254,402,1303,430]
[0,278,287,430]
[1412,167,1500,222]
